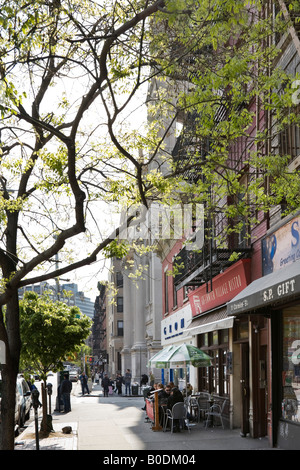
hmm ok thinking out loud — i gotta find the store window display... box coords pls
[282,307,300,423]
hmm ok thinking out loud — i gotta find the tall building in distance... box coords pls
[18,282,95,320]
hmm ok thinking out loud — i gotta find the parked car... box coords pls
[69,370,78,382]
[0,374,32,435]
[16,377,32,429]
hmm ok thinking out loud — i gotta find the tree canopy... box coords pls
[19,290,91,380]
[0,0,300,449]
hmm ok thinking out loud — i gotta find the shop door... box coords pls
[258,345,268,436]
[240,342,250,436]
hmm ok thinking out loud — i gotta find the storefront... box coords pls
[183,259,251,428]
[227,214,300,448]
[160,303,194,388]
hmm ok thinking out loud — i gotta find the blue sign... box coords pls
[262,216,300,275]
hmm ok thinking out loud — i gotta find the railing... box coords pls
[173,241,251,289]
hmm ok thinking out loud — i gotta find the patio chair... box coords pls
[205,399,228,429]
[190,397,200,422]
[197,393,210,421]
[163,402,191,433]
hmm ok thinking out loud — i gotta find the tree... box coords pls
[0,0,168,449]
[19,290,91,432]
[19,291,91,379]
[0,0,299,449]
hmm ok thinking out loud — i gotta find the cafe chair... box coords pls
[197,393,210,421]
[205,399,228,429]
[190,397,200,422]
[163,402,191,433]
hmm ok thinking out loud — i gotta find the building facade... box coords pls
[122,251,163,383]
[92,282,108,373]
[106,258,124,377]
[91,1,300,449]
[18,281,95,319]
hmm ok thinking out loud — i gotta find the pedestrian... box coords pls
[101,373,110,397]
[79,372,90,395]
[124,369,132,395]
[115,373,123,395]
[95,371,100,384]
[60,373,72,413]
[108,378,114,395]
[140,373,148,386]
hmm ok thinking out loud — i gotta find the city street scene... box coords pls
[1,0,300,454]
[14,373,273,452]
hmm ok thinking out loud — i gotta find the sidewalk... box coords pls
[15,383,277,451]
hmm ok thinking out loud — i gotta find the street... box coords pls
[16,379,276,452]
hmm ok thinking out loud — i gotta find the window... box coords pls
[117,297,123,312]
[117,320,124,337]
[281,306,300,423]
[198,329,229,396]
[278,105,300,163]
[234,320,249,340]
[116,272,123,287]
[164,271,169,314]
[173,277,178,308]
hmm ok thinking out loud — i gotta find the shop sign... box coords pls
[188,259,251,317]
[161,304,192,345]
[228,266,300,315]
[262,214,300,275]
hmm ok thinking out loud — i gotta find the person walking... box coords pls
[140,374,148,386]
[60,373,72,413]
[95,371,100,384]
[124,369,132,395]
[115,373,123,395]
[79,372,90,395]
[101,373,110,397]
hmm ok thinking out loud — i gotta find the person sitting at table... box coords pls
[158,384,172,426]
[182,383,193,396]
[158,384,171,405]
[166,387,184,432]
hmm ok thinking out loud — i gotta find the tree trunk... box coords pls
[0,292,21,450]
[41,382,49,434]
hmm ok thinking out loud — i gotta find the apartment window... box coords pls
[117,351,122,371]
[117,296,123,312]
[164,271,169,314]
[173,277,178,309]
[117,320,124,337]
[116,272,123,287]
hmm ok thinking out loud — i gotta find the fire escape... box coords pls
[172,113,252,292]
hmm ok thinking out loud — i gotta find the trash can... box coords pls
[132,383,139,395]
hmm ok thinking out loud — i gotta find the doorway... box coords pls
[240,342,250,436]
[257,345,268,436]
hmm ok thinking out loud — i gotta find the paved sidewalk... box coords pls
[16,383,276,451]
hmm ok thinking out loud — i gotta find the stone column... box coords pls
[121,258,134,373]
[132,252,147,382]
